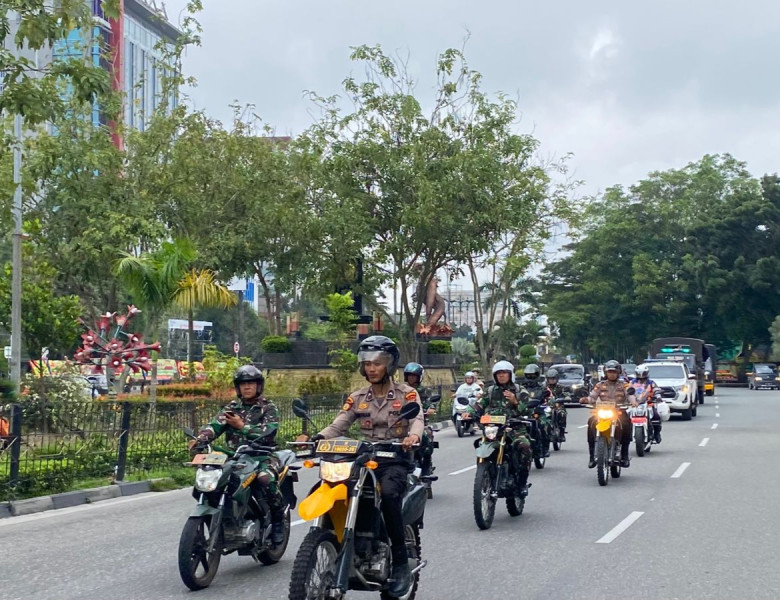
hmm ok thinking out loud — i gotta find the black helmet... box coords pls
[358,335,400,380]
[604,360,621,374]
[233,365,265,398]
[545,368,559,381]
[524,364,540,380]
[403,362,424,383]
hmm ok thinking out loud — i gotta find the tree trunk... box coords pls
[274,287,283,338]
[256,269,276,335]
[468,257,487,367]
[187,307,195,382]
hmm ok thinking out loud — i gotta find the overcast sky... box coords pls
[163,0,780,198]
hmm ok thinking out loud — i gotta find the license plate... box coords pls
[375,451,396,458]
[480,414,506,424]
[316,438,360,454]
[192,452,228,465]
[295,449,313,457]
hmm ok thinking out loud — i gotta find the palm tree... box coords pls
[114,239,196,398]
[173,269,237,380]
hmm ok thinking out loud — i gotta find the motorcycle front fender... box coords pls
[298,481,347,524]
[475,441,498,459]
[189,503,221,518]
[596,420,612,433]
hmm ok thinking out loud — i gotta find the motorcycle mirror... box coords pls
[456,396,470,405]
[428,395,442,403]
[399,401,421,420]
[183,427,196,439]
[626,387,636,395]
[292,398,310,419]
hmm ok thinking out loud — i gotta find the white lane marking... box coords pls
[596,511,644,544]
[711,423,718,430]
[291,519,306,527]
[449,465,477,476]
[671,462,691,478]
[699,438,710,447]
[578,424,587,429]
[715,413,720,417]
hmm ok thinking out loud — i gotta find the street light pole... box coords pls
[10,112,23,389]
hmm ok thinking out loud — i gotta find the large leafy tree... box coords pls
[542,155,780,361]
[304,45,564,355]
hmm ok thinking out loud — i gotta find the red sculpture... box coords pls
[73,306,161,390]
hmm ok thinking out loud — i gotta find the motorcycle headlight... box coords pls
[484,425,499,440]
[320,461,354,483]
[597,409,614,420]
[195,468,222,492]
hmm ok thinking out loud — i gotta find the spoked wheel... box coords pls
[596,436,609,486]
[473,462,497,530]
[610,440,622,479]
[634,428,646,457]
[258,510,290,565]
[506,495,524,516]
[288,527,341,600]
[178,515,223,591]
[380,523,421,600]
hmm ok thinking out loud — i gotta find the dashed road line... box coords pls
[711,423,718,430]
[291,519,306,527]
[671,462,691,478]
[699,438,710,447]
[577,424,587,429]
[715,413,720,417]
[449,465,477,476]
[596,511,644,544]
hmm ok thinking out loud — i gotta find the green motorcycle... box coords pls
[179,428,299,590]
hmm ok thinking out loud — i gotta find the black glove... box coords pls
[310,434,325,443]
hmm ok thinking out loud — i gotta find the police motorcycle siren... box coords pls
[454,395,478,438]
[585,392,632,486]
[471,411,532,530]
[288,400,428,600]
[179,428,299,591]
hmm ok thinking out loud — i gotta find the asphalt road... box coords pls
[2,387,779,600]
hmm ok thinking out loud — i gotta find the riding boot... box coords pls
[620,444,631,468]
[588,441,596,468]
[388,545,411,598]
[653,422,662,444]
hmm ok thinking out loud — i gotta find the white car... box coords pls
[644,362,699,421]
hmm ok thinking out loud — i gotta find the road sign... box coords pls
[3,346,11,359]
[233,341,240,355]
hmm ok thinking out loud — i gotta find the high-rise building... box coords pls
[3,0,181,144]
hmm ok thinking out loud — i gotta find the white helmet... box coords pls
[464,371,475,380]
[492,360,515,383]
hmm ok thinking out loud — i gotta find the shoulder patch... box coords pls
[405,391,418,402]
[342,396,355,412]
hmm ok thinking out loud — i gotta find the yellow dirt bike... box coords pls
[587,401,630,487]
[288,400,427,600]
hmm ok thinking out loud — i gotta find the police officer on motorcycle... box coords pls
[581,360,636,468]
[189,365,287,545]
[403,362,437,477]
[296,336,424,598]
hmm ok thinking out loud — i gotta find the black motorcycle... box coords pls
[416,394,441,499]
[179,429,299,590]
[288,400,428,600]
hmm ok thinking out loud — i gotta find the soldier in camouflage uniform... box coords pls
[468,360,532,495]
[519,364,551,457]
[296,336,424,598]
[543,368,568,442]
[190,365,286,544]
[403,362,438,477]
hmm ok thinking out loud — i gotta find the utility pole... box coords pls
[10,112,23,389]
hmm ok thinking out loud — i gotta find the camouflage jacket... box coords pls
[543,384,568,402]
[469,383,529,419]
[197,398,279,450]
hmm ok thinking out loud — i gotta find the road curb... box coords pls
[2,478,165,519]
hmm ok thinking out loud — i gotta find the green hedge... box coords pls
[261,336,293,353]
[157,383,212,397]
[427,340,452,354]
